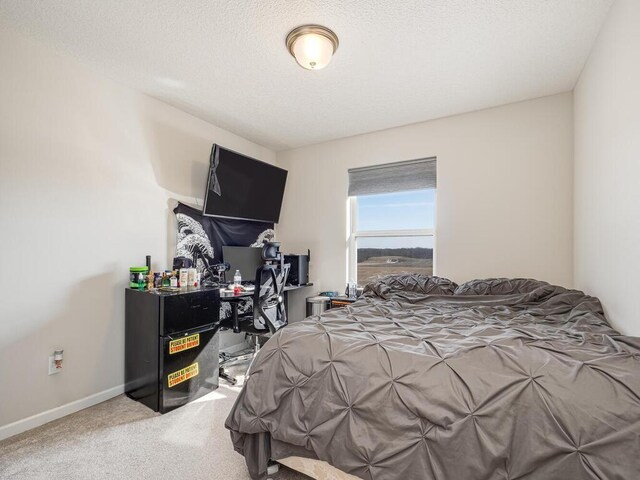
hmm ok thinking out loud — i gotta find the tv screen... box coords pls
[203,144,288,223]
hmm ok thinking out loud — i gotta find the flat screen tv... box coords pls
[203,144,288,223]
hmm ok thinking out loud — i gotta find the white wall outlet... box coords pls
[48,355,61,375]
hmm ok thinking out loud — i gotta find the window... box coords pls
[348,159,436,286]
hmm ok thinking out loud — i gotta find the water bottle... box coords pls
[233,269,242,294]
[347,281,357,299]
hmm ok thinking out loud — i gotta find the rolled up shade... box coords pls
[348,157,437,196]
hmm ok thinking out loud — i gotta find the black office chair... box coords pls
[218,243,290,385]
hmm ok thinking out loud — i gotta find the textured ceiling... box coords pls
[0,0,613,151]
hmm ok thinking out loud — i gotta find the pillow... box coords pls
[454,278,549,296]
[363,273,458,298]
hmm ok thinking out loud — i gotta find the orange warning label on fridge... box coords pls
[169,333,200,354]
[167,362,199,388]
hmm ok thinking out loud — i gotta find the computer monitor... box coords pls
[222,246,263,284]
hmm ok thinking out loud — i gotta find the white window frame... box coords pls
[347,194,436,284]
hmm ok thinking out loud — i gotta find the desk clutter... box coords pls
[129,261,200,292]
[125,242,312,412]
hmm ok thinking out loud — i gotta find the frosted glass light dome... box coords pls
[286,25,339,71]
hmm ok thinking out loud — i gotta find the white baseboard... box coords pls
[0,384,124,442]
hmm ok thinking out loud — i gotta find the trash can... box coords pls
[306,296,330,317]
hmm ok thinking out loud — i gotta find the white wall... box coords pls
[0,27,274,431]
[277,93,574,303]
[574,0,640,335]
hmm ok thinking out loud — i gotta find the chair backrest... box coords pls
[252,262,290,334]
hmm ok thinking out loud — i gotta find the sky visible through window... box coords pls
[356,189,435,248]
[354,189,435,284]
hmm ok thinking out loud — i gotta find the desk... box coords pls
[220,283,313,333]
[125,283,312,413]
[219,283,313,299]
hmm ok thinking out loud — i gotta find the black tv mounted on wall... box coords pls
[203,144,288,223]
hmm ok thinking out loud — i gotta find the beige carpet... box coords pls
[0,378,307,480]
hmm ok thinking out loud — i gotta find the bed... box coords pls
[225,274,640,479]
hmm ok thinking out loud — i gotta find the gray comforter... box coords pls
[226,275,640,479]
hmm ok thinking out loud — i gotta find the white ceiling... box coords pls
[0,0,613,151]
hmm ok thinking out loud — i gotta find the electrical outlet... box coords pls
[48,355,61,375]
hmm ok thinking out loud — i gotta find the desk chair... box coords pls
[219,243,290,385]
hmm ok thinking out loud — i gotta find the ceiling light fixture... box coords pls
[286,25,339,70]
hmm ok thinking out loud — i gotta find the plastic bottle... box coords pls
[170,273,178,288]
[137,273,146,290]
[187,268,197,287]
[233,269,242,294]
[179,268,188,288]
[347,280,357,299]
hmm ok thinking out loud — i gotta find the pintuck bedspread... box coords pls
[225,276,640,480]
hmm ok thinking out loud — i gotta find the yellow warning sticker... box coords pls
[167,362,199,388]
[169,333,200,354]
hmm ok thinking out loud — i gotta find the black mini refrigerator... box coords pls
[125,287,220,413]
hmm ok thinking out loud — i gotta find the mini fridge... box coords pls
[125,287,220,413]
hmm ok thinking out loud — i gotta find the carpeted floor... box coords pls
[0,370,308,480]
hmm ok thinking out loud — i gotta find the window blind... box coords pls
[348,157,437,196]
